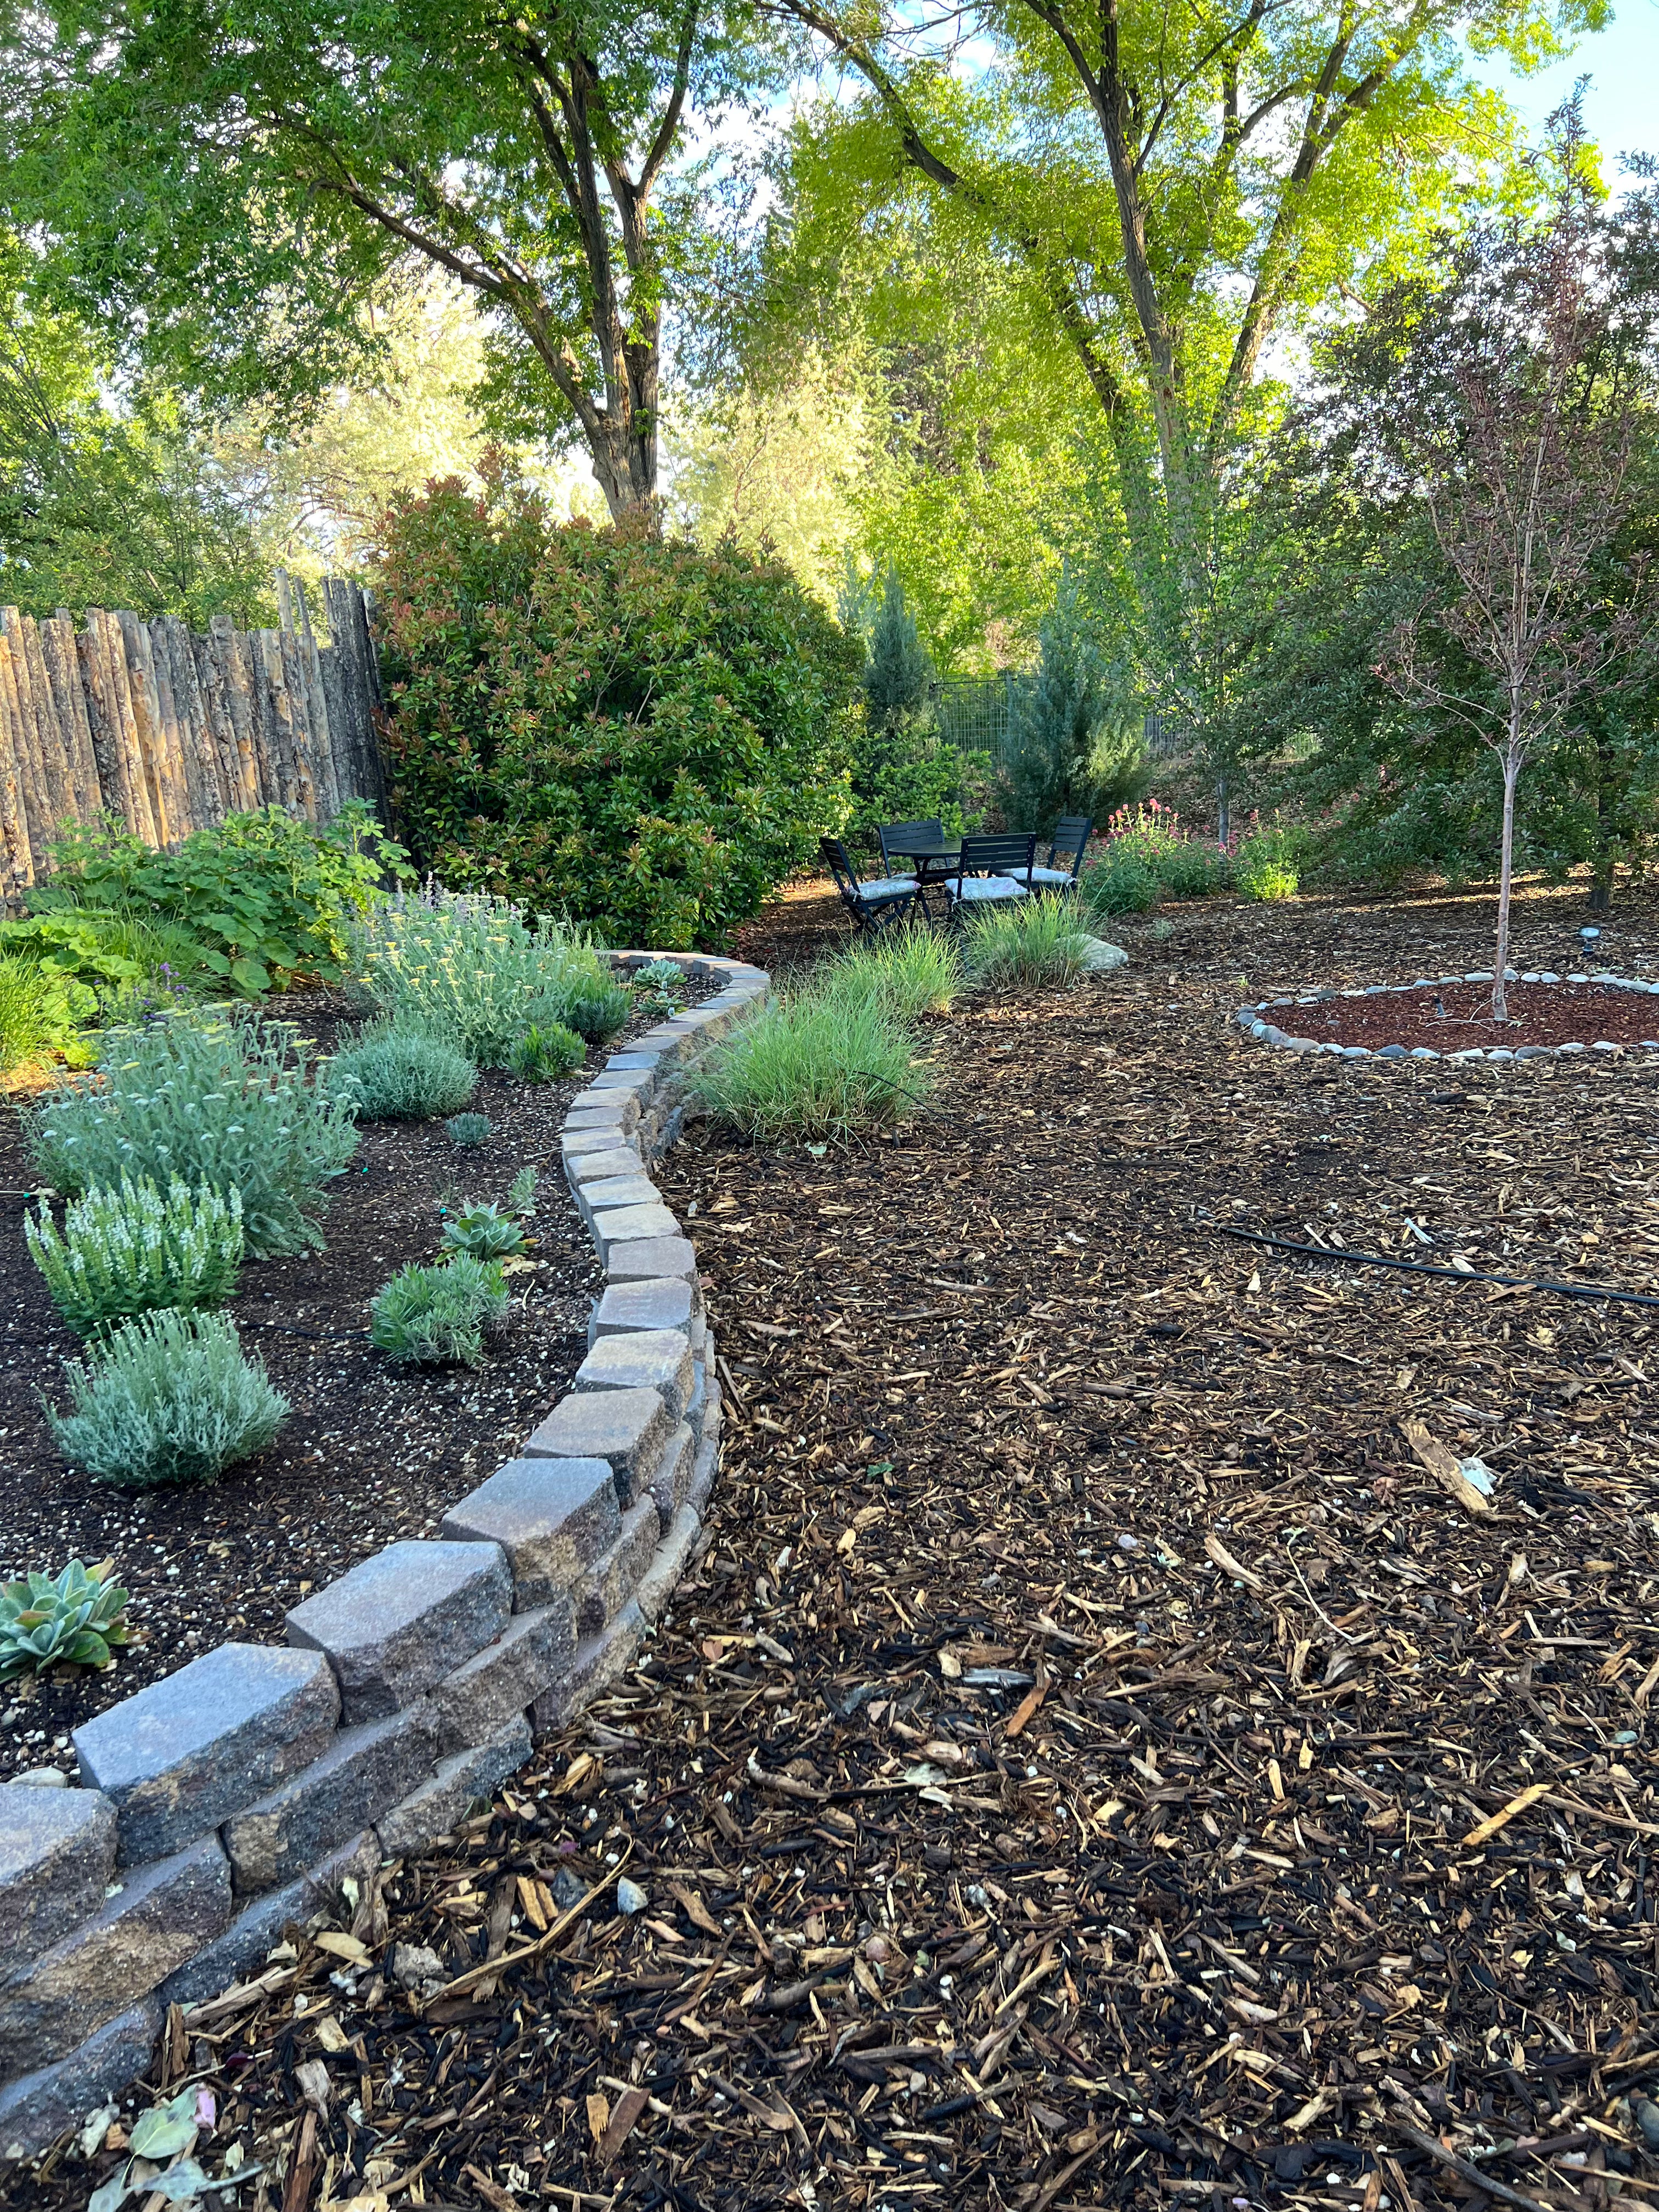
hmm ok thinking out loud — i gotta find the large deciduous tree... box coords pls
[769,0,1605,796]
[1,0,779,519]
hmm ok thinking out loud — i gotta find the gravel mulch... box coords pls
[17,875,1659,2212]
[0,981,710,1776]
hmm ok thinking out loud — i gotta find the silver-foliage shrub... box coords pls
[26,1174,244,1338]
[369,1255,509,1368]
[328,1020,478,1120]
[29,1009,359,1256]
[45,1310,289,1489]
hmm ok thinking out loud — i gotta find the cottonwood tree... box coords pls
[0,0,783,519]
[1347,127,1652,1019]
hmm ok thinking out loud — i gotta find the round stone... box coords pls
[1464,970,1493,983]
[1538,972,1561,984]
[1341,1045,1370,1059]
[1558,1041,1585,1054]
[1567,972,1589,983]
[1593,1040,1622,1052]
[1375,1044,1408,1059]
[1514,1046,1552,1060]
[1409,1047,1440,1059]
[1486,1048,1514,1062]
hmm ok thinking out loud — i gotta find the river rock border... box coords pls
[0,949,766,2163]
[1233,968,1659,1064]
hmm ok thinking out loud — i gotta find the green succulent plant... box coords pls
[1,1558,131,1681]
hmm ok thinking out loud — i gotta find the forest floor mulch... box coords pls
[16,876,1659,2212]
[0,981,715,1775]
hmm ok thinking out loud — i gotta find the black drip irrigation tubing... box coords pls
[1215,1223,1659,1311]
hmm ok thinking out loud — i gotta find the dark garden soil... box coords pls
[1292,980,1659,1051]
[0,982,715,1778]
[18,873,1659,2212]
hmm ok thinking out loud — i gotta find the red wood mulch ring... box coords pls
[20,878,1659,2212]
[1280,981,1659,1051]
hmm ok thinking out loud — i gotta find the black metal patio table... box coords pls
[882,835,963,912]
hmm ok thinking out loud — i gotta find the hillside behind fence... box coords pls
[0,573,386,901]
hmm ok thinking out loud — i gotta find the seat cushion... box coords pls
[947,874,1028,901]
[860,877,918,901]
[1028,866,1078,886]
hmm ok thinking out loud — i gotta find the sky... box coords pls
[1466,0,1659,176]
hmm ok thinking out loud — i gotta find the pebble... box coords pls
[10,1766,69,1788]
[616,1875,648,1915]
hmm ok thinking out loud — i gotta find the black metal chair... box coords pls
[1029,815,1093,892]
[940,832,1036,918]
[820,837,922,938]
[878,817,944,878]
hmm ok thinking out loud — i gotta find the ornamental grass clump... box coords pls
[26,1175,244,1339]
[28,1009,359,1257]
[370,1255,509,1367]
[45,1310,289,1489]
[821,924,962,1022]
[963,898,1091,990]
[347,883,608,1066]
[691,989,924,1143]
[328,1020,478,1120]
[1,1558,131,1682]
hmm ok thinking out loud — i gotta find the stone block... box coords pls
[221,1703,436,1897]
[532,1601,646,1733]
[686,1355,707,1439]
[0,1997,162,2162]
[591,1201,681,1260]
[72,1644,339,1867]
[588,1276,695,1348]
[573,1328,693,1419]
[523,1387,670,1508]
[574,1499,660,1638]
[1,1783,117,1971]
[565,1144,644,1186]
[639,1421,695,1529]
[441,1458,619,1610]
[0,1836,230,2075]
[575,1173,661,1223]
[602,1051,663,1071]
[286,1541,511,1723]
[566,1089,639,1131]
[159,1830,380,2012]
[635,1504,703,1625]
[562,1125,634,1161]
[605,1234,697,1283]
[429,1603,575,1754]
[377,1719,533,1860]
[588,1068,653,1093]
[687,1418,721,1517]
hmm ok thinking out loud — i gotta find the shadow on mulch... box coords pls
[19,874,1659,2212]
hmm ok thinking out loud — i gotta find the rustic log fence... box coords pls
[0,574,386,901]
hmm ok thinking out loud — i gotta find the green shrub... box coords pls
[24,804,409,997]
[375,471,862,947]
[30,1009,359,1256]
[1,909,218,1008]
[821,925,962,1022]
[0,955,93,1077]
[329,1022,478,1121]
[1236,825,1304,902]
[962,899,1090,989]
[445,1112,492,1148]
[558,982,633,1047]
[1,1558,131,1682]
[508,1020,585,1084]
[26,1174,244,1339]
[1079,846,1159,917]
[370,1255,509,1367]
[44,1310,289,1489]
[1101,802,1223,899]
[691,990,926,1142]
[347,883,607,1066]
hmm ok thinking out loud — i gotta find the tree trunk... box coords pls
[1588,871,1612,912]
[1492,736,1522,1023]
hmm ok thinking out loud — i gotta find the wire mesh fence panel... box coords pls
[931,675,1037,773]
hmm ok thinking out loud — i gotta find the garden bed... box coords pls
[1253,976,1659,1053]
[0,977,719,1777]
[31,873,1658,2212]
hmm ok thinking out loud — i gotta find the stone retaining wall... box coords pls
[0,950,765,2162]
[1235,967,1659,1063]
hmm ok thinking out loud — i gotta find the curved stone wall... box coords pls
[0,950,765,2162]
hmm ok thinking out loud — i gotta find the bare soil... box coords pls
[1291,980,1659,1051]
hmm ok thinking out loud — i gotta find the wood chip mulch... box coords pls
[1293,982,1659,1052]
[18,879,1659,2212]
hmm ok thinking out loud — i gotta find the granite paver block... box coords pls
[286,1541,511,1723]
[588,1069,652,1094]
[523,1388,670,1507]
[566,1090,639,1130]
[532,1601,646,1732]
[562,1126,635,1160]
[588,1276,695,1348]
[565,1144,645,1185]
[0,1835,230,2074]
[441,1458,619,1610]
[72,1643,339,1866]
[429,1603,575,1753]
[640,1421,695,1530]
[576,1173,661,1224]
[377,1720,533,1860]
[222,1703,436,1896]
[0,1997,162,2161]
[591,1202,681,1260]
[1,1783,117,1971]
[574,1499,660,1638]
[634,1504,703,1626]
[606,1235,697,1284]
[573,1328,693,1419]
[158,1831,380,2012]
